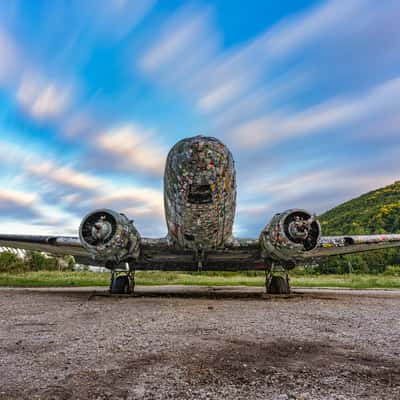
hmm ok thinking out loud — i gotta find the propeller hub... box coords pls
[288,216,314,241]
[91,217,112,242]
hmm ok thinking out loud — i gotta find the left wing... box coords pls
[0,234,100,265]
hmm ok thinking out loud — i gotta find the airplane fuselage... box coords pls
[164,136,236,251]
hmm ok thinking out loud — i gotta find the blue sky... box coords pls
[0,0,399,237]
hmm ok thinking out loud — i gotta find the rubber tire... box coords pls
[111,275,130,294]
[267,276,290,294]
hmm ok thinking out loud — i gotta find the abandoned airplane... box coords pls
[1,136,400,294]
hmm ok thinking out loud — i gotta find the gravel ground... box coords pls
[0,287,399,400]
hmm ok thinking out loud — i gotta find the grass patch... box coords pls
[0,270,400,289]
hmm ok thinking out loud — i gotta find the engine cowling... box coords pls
[260,209,321,264]
[79,209,141,264]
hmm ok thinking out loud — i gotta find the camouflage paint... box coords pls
[164,136,236,251]
[79,209,141,264]
[260,209,321,264]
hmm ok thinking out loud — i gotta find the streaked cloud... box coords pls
[0,0,399,238]
[139,5,218,81]
[81,0,156,39]
[92,187,164,222]
[0,29,18,83]
[26,161,103,192]
[0,138,165,236]
[235,165,400,236]
[96,124,167,175]
[17,72,72,119]
[0,189,38,209]
[137,0,367,116]
[231,76,400,148]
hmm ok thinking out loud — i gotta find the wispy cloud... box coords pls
[0,189,38,209]
[0,29,18,84]
[1,0,399,239]
[92,187,164,220]
[26,161,103,192]
[0,28,76,122]
[139,5,218,84]
[17,72,72,119]
[81,0,156,39]
[235,164,400,236]
[0,139,165,236]
[137,0,368,116]
[96,123,167,175]
[137,0,400,155]
[231,76,400,148]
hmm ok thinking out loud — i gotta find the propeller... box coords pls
[80,211,116,246]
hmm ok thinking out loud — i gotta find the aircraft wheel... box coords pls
[111,275,130,294]
[267,276,290,294]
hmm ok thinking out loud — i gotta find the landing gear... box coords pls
[109,269,135,294]
[265,264,291,295]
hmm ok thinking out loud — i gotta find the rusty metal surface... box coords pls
[304,234,400,258]
[164,136,236,251]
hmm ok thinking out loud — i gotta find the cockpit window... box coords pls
[188,184,213,204]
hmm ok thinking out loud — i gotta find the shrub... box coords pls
[0,251,27,273]
[26,251,58,271]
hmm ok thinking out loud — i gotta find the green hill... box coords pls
[319,181,400,235]
[315,181,400,274]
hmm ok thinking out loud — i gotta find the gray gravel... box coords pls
[0,287,399,399]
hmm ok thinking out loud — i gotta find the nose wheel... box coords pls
[109,270,135,294]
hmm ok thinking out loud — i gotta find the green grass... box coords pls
[0,270,400,289]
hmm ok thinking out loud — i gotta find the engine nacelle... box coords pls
[79,209,141,264]
[260,209,321,264]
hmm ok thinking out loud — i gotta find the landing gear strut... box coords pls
[265,263,291,295]
[109,269,135,294]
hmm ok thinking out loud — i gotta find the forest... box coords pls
[316,180,400,274]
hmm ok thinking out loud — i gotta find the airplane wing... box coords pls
[0,233,263,270]
[257,209,400,265]
[303,234,400,259]
[0,234,102,265]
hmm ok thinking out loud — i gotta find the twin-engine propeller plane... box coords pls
[1,136,400,294]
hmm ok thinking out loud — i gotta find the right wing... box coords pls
[303,234,400,259]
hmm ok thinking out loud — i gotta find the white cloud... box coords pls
[140,7,216,73]
[231,76,400,148]
[260,0,366,58]
[240,166,399,220]
[137,0,367,116]
[17,73,71,119]
[96,123,167,175]
[94,187,162,207]
[138,5,220,89]
[0,138,166,235]
[197,79,246,112]
[0,219,77,236]
[0,189,38,208]
[0,29,18,83]
[93,187,164,221]
[26,161,104,191]
[62,111,96,138]
[82,0,156,39]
